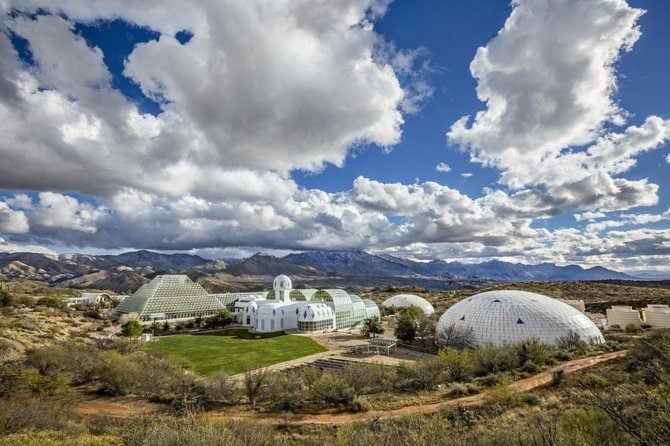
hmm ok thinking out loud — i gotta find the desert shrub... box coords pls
[203,372,239,405]
[519,393,541,406]
[14,295,35,307]
[16,369,70,396]
[580,373,610,389]
[436,324,475,349]
[555,350,573,361]
[340,362,393,395]
[625,323,641,334]
[0,431,122,446]
[83,310,101,319]
[350,395,372,412]
[256,372,303,412]
[16,320,37,331]
[396,355,444,390]
[440,348,474,382]
[551,370,564,387]
[243,368,268,406]
[559,407,624,446]
[513,339,550,367]
[471,344,518,375]
[483,386,524,409]
[121,416,275,446]
[556,330,586,350]
[520,360,540,373]
[0,399,72,435]
[445,382,469,397]
[95,350,192,399]
[309,372,354,406]
[35,297,66,310]
[0,289,13,307]
[0,361,24,397]
[25,341,98,385]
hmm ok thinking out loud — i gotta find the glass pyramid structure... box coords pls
[113,275,234,321]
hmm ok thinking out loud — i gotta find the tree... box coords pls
[436,324,475,349]
[0,288,13,307]
[216,309,235,326]
[361,316,384,338]
[416,314,436,347]
[243,368,268,406]
[121,319,143,338]
[395,311,417,343]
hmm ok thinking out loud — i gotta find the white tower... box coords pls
[273,274,292,303]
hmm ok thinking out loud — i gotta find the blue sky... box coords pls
[0,0,668,272]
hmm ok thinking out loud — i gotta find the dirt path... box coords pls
[73,350,626,425]
[215,350,627,425]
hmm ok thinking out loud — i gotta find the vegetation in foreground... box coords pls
[0,330,667,445]
[143,329,327,375]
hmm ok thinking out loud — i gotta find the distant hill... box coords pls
[226,252,329,277]
[0,248,635,292]
[284,250,424,278]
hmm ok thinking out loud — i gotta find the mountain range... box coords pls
[0,249,636,293]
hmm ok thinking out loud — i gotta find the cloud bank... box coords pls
[0,0,668,272]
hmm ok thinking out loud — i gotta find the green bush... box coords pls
[35,297,66,310]
[396,355,444,390]
[121,320,143,338]
[580,373,610,389]
[513,339,550,366]
[309,372,354,406]
[519,393,541,406]
[520,360,540,373]
[446,382,469,397]
[0,289,13,307]
[350,395,372,412]
[440,348,474,382]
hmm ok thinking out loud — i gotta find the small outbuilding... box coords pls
[382,294,435,315]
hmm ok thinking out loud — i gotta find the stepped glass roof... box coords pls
[113,275,226,317]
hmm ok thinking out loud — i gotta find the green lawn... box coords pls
[144,329,327,375]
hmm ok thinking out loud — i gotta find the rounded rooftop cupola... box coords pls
[273,274,292,302]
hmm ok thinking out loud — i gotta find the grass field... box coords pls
[144,329,327,375]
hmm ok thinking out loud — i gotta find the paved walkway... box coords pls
[229,350,342,380]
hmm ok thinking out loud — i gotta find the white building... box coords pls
[113,274,380,334]
[235,275,379,333]
[437,290,605,347]
[382,294,435,315]
[65,292,115,307]
[606,305,642,329]
[642,304,670,329]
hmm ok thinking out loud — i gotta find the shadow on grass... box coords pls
[192,328,287,340]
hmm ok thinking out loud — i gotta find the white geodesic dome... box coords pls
[382,294,435,315]
[436,290,605,347]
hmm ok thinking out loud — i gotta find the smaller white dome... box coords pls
[273,274,292,292]
[383,294,435,315]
